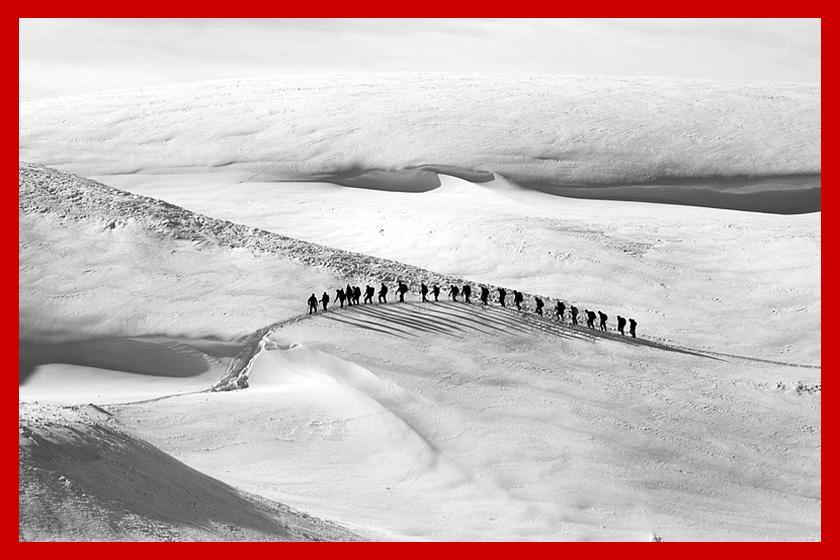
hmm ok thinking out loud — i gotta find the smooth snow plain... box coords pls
[19,74,820,541]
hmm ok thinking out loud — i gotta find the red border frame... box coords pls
[8,9,830,550]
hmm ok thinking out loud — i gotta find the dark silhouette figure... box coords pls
[353,286,362,305]
[320,292,330,311]
[345,284,354,307]
[307,293,318,314]
[570,306,579,326]
[498,288,507,307]
[585,310,596,329]
[534,297,544,316]
[449,285,460,301]
[629,318,637,338]
[336,288,346,308]
[480,286,489,304]
[364,285,374,304]
[420,283,429,302]
[513,291,524,311]
[463,285,472,303]
[397,281,409,302]
[617,316,627,335]
[378,283,388,304]
[432,285,440,302]
[555,301,565,321]
[598,311,608,332]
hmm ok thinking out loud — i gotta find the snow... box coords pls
[18,72,820,541]
[19,403,359,541]
[98,172,821,366]
[110,308,820,540]
[20,74,820,211]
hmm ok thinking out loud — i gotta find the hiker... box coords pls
[585,310,596,329]
[307,293,318,314]
[397,281,409,302]
[629,318,637,338]
[364,285,374,304]
[336,288,346,308]
[617,316,627,335]
[420,283,429,302]
[555,301,565,321]
[598,311,608,332]
[345,283,354,307]
[449,285,460,301]
[534,297,544,316]
[513,291,524,311]
[320,292,330,311]
[480,286,489,304]
[378,283,389,304]
[498,287,507,307]
[463,284,472,303]
[432,284,440,302]
[570,305,579,325]
[353,286,361,305]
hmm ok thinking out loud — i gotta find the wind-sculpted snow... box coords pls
[19,74,820,212]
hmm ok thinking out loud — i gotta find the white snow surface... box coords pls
[19,165,820,540]
[20,73,819,189]
[19,72,821,541]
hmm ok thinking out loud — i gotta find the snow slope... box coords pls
[19,165,819,540]
[19,73,820,212]
[106,172,821,366]
[20,403,359,541]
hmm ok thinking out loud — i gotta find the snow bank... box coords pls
[19,73,820,211]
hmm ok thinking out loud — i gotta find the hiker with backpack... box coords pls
[555,301,565,321]
[397,281,409,302]
[513,291,524,311]
[617,316,627,335]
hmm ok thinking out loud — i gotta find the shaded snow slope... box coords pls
[19,73,820,212]
[20,335,242,403]
[20,403,358,541]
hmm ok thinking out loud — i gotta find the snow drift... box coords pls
[19,73,820,212]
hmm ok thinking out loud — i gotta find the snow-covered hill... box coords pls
[19,73,820,212]
[19,165,820,540]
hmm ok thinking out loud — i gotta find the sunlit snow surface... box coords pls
[19,74,820,540]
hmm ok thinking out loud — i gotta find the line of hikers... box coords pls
[307,281,637,338]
